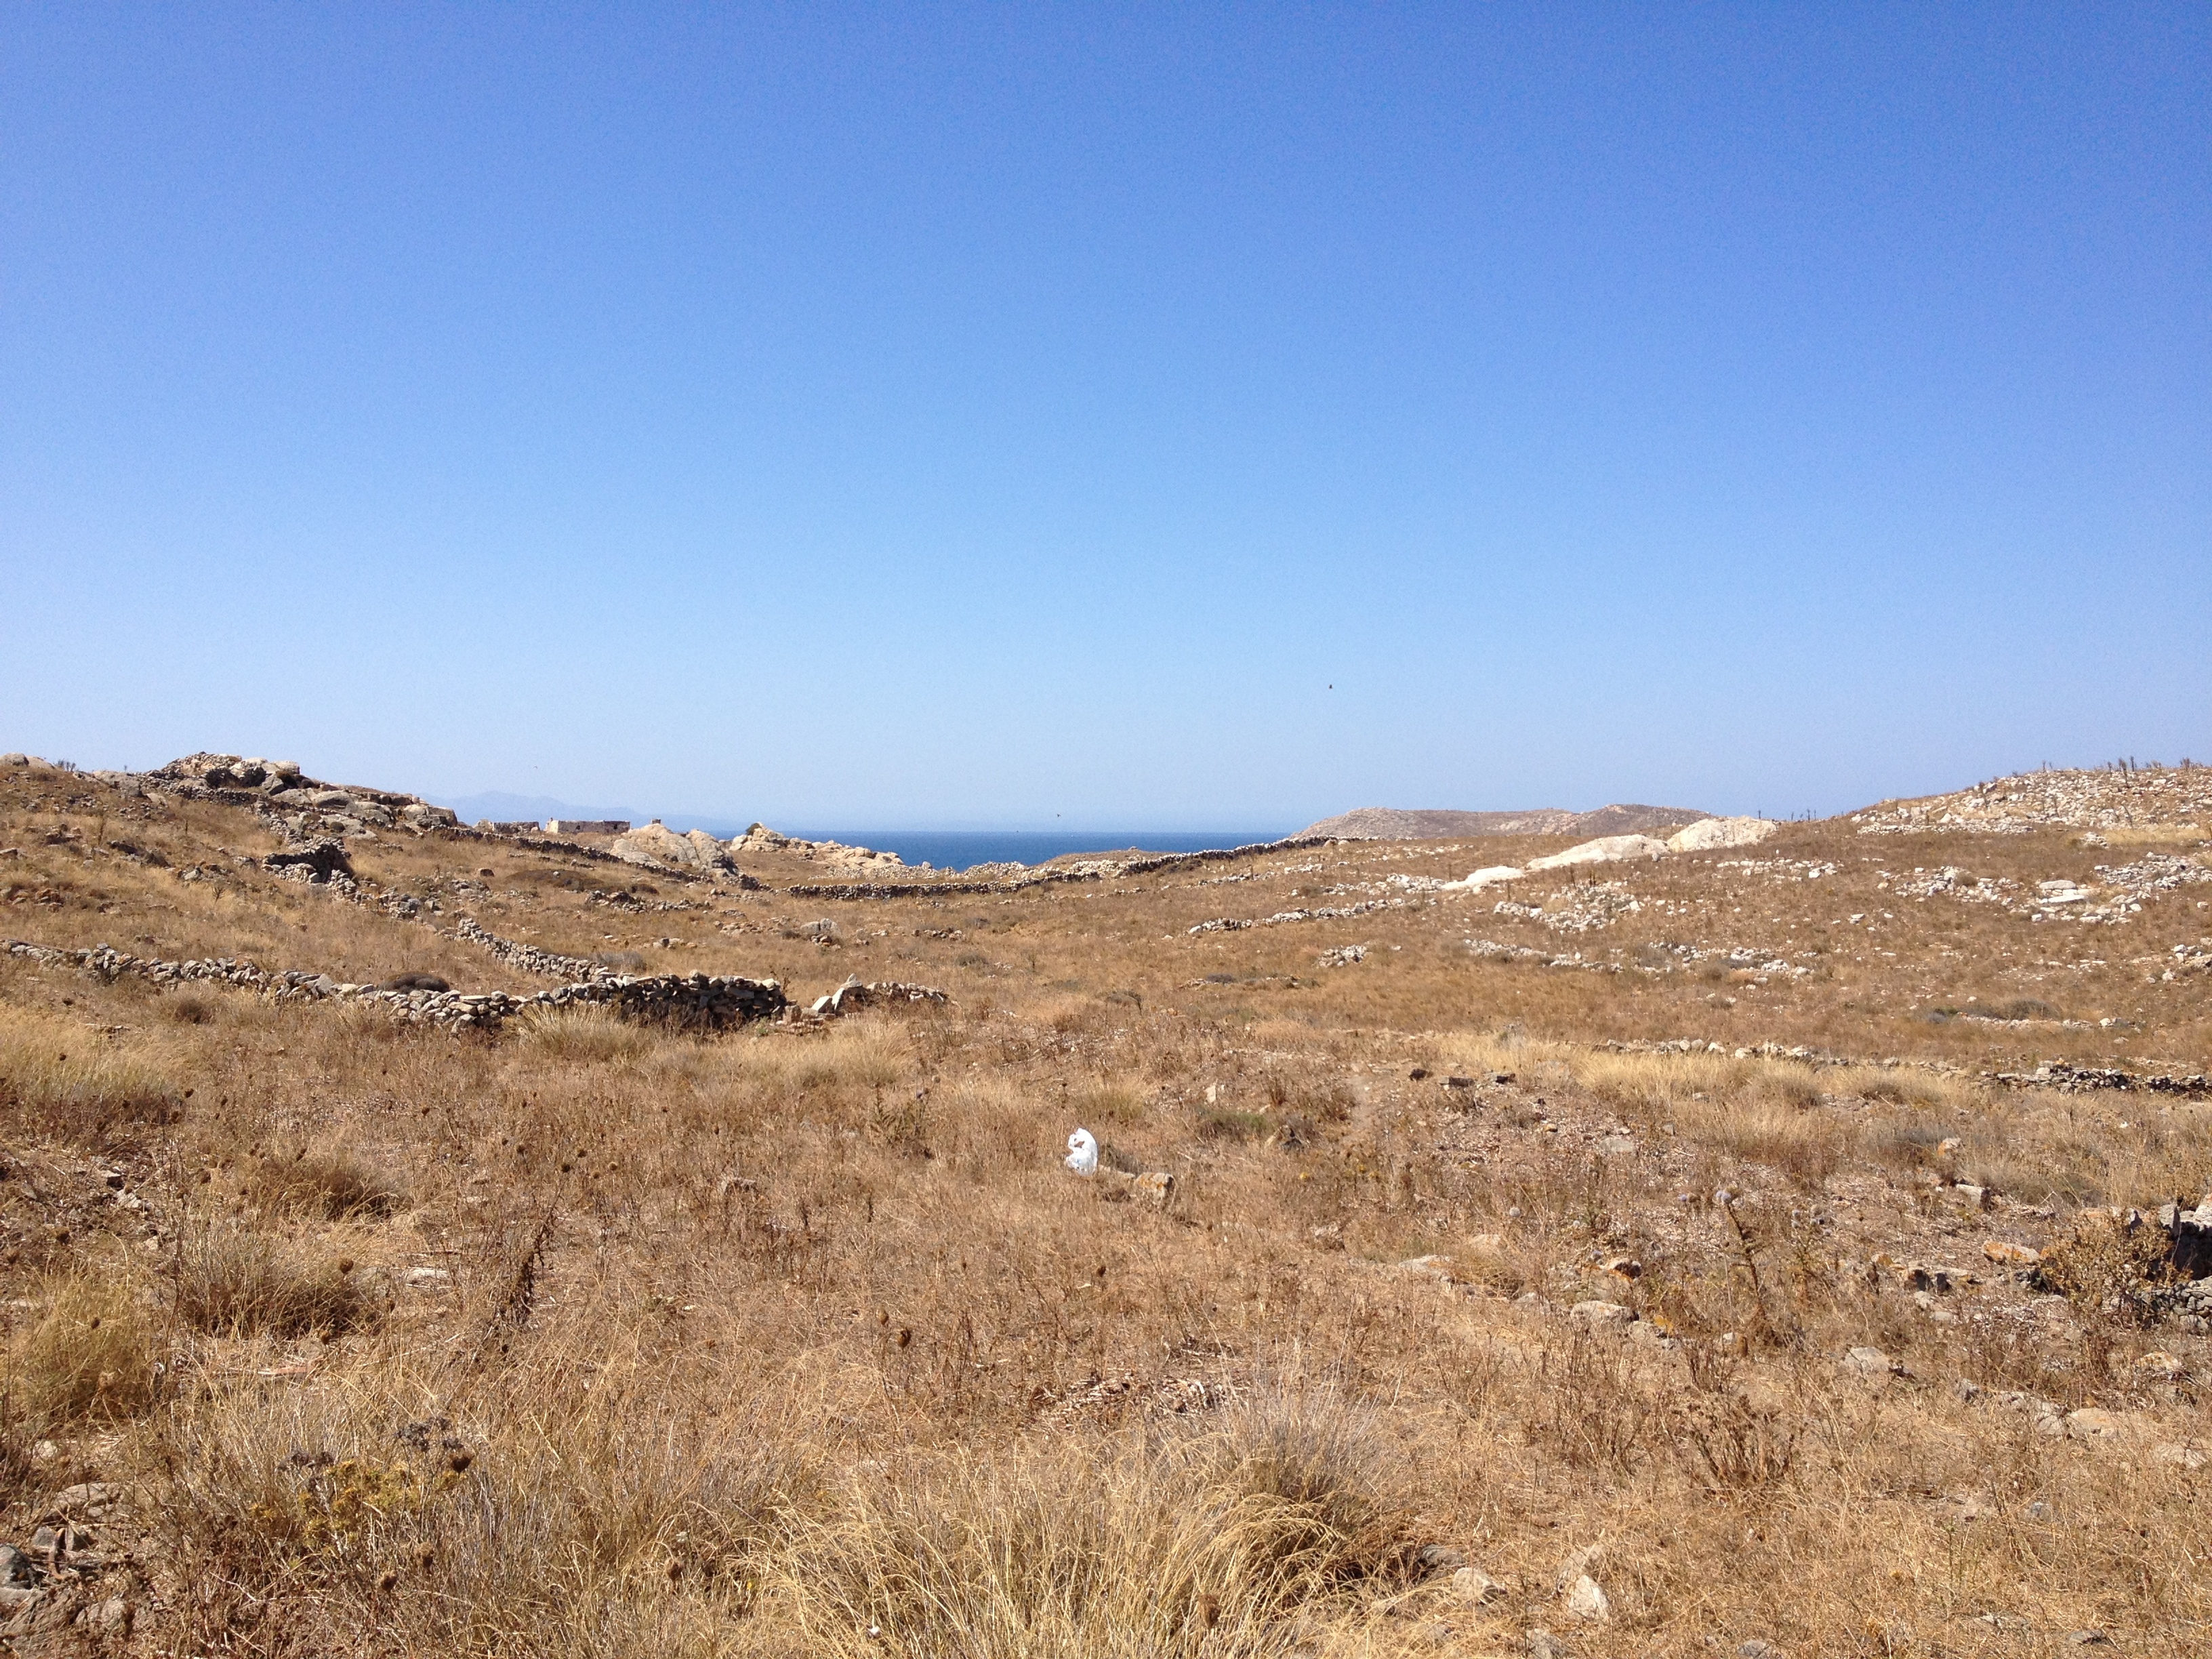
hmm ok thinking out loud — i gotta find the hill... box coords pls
[1298,801,1711,839]
[0,748,2207,1653]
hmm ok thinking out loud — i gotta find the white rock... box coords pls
[1565,1574,1611,1620]
[1448,1565,1508,1605]
[1444,865,1525,891]
[1666,816,1780,852]
[1528,835,1671,872]
[1570,1299,1635,1327]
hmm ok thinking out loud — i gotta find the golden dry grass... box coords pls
[1,761,2209,1652]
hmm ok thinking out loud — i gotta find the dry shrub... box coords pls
[0,1003,181,1148]
[1675,1093,1848,1189]
[163,988,219,1025]
[249,1145,408,1219]
[169,1223,377,1337]
[8,1269,165,1423]
[772,1024,907,1095]
[2035,1210,2176,1325]
[1069,1080,1147,1127]
[146,1330,825,1657]
[518,1004,654,1064]
[773,1387,1417,1656]
[1528,1335,1650,1469]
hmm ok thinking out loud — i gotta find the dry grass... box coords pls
[2,764,2209,1652]
[168,1221,380,1338]
[7,1268,165,1424]
[777,1387,1418,1658]
[0,1000,182,1148]
[247,1143,409,1219]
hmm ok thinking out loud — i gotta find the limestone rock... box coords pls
[1666,816,1780,852]
[1528,835,1670,872]
[1565,1575,1610,1620]
[1449,1565,1509,1605]
[611,821,715,871]
[1445,865,1525,891]
[1570,1299,1635,1328]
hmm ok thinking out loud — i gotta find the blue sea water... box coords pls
[782,830,1294,874]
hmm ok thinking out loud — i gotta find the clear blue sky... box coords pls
[4,5,2205,828]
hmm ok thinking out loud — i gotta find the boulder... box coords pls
[611,821,714,870]
[1666,816,1779,852]
[1445,865,1524,891]
[1528,835,1670,872]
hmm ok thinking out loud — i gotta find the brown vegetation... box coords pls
[0,758,2207,1653]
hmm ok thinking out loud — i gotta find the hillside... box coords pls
[1,752,2208,1655]
[1299,802,1711,840]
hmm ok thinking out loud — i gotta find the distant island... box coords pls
[1297,802,1710,839]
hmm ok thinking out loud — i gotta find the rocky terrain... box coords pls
[1300,805,1711,841]
[0,754,2206,1657]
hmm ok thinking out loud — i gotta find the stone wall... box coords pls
[3,939,786,1034]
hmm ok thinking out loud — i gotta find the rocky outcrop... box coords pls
[1666,815,1779,852]
[1852,764,2212,836]
[611,821,729,872]
[264,838,354,883]
[1527,834,1671,872]
[148,754,459,841]
[1298,804,1709,840]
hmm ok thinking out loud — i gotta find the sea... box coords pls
[779,830,1294,874]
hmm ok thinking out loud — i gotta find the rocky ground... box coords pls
[0,755,2206,1657]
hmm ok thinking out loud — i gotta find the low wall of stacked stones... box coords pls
[3,940,785,1033]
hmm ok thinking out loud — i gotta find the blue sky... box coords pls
[3,4,2205,828]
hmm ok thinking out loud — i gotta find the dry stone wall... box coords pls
[3,939,785,1033]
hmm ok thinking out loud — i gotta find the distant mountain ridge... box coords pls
[1298,803,1711,840]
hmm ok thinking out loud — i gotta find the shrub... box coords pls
[775,1386,1416,1656]
[518,1005,653,1064]
[8,1271,165,1423]
[169,1224,377,1338]
[248,1146,407,1220]
[163,989,219,1025]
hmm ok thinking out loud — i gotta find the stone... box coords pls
[1843,1346,1900,1378]
[1449,1565,1509,1605]
[1416,1543,1467,1576]
[1982,1240,2041,1266]
[1736,1642,1782,1659]
[611,821,718,872]
[1525,1631,1570,1659]
[403,1266,453,1290]
[53,1482,117,1515]
[0,1586,41,1614]
[1666,816,1780,852]
[1446,865,1525,891]
[1570,1299,1634,1327]
[1564,1575,1610,1620]
[2063,1407,2137,1441]
[0,1545,31,1586]
[1528,834,1671,872]
[79,1596,129,1633]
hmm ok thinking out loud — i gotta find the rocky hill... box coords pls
[1298,802,1711,840]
